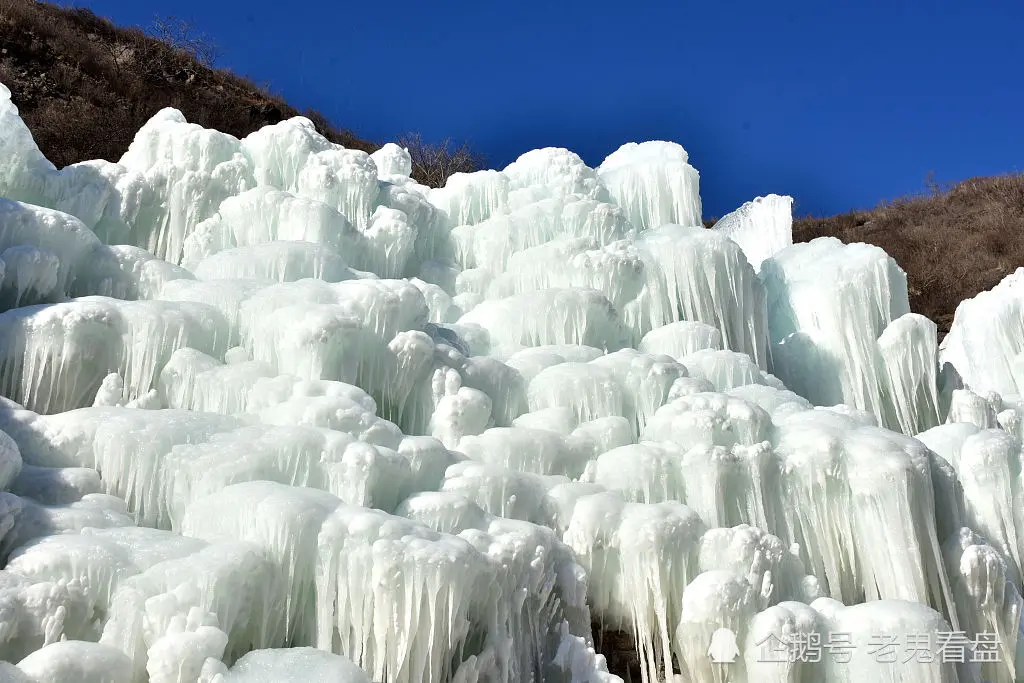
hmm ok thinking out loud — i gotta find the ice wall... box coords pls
[1,78,1019,683]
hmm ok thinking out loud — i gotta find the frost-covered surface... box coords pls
[1,77,1023,683]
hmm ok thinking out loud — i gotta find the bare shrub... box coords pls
[107,42,135,70]
[398,132,485,187]
[147,15,218,68]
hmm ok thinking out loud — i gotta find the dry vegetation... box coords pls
[0,0,480,185]
[792,173,1024,336]
[397,132,485,188]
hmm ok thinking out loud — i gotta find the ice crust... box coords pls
[1,80,1022,683]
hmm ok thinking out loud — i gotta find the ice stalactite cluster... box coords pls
[762,236,944,434]
[2,76,1024,683]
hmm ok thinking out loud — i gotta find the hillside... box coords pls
[4,0,1023,338]
[0,0,377,164]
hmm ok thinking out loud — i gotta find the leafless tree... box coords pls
[148,15,218,68]
[398,132,485,187]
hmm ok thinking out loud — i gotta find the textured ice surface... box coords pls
[314,499,594,683]
[0,298,228,414]
[761,237,947,433]
[0,568,94,663]
[633,226,769,368]
[942,267,1024,397]
[16,640,133,683]
[457,288,632,358]
[710,194,793,273]
[595,142,701,231]
[4,84,1024,683]
[214,647,370,682]
[180,482,344,647]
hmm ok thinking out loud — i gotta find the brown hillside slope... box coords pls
[0,0,377,165]
[791,174,1024,337]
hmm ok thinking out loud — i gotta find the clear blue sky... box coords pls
[75,0,1024,218]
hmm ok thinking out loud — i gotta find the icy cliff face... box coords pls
[0,77,1022,683]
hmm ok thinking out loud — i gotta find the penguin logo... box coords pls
[708,628,740,664]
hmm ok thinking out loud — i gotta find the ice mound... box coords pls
[5,80,1024,683]
[679,348,781,392]
[212,647,370,682]
[428,169,511,227]
[504,148,607,201]
[15,640,132,683]
[710,194,793,272]
[1,494,135,562]
[239,117,379,229]
[9,464,101,505]
[34,406,427,528]
[315,497,594,683]
[638,320,723,359]
[181,482,344,647]
[941,267,1024,398]
[183,187,423,280]
[451,430,575,482]
[438,461,566,525]
[877,312,942,434]
[918,424,1024,587]
[641,391,773,451]
[632,226,769,368]
[235,278,429,390]
[526,348,685,436]
[0,200,193,312]
[0,83,52,204]
[0,569,94,663]
[0,199,99,308]
[99,540,274,679]
[181,187,357,268]
[0,298,228,414]
[595,141,701,231]
[450,195,633,276]
[770,416,957,613]
[0,92,440,280]
[371,143,412,179]
[156,347,401,447]
[0,84,152,243]
[763,237,944,433]
[456,288,631,358]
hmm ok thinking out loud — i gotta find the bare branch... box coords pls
[397,132,485,187]
[147,15,218,68]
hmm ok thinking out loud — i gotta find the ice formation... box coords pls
[710,194,793,273]
[1,76,1023,683]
